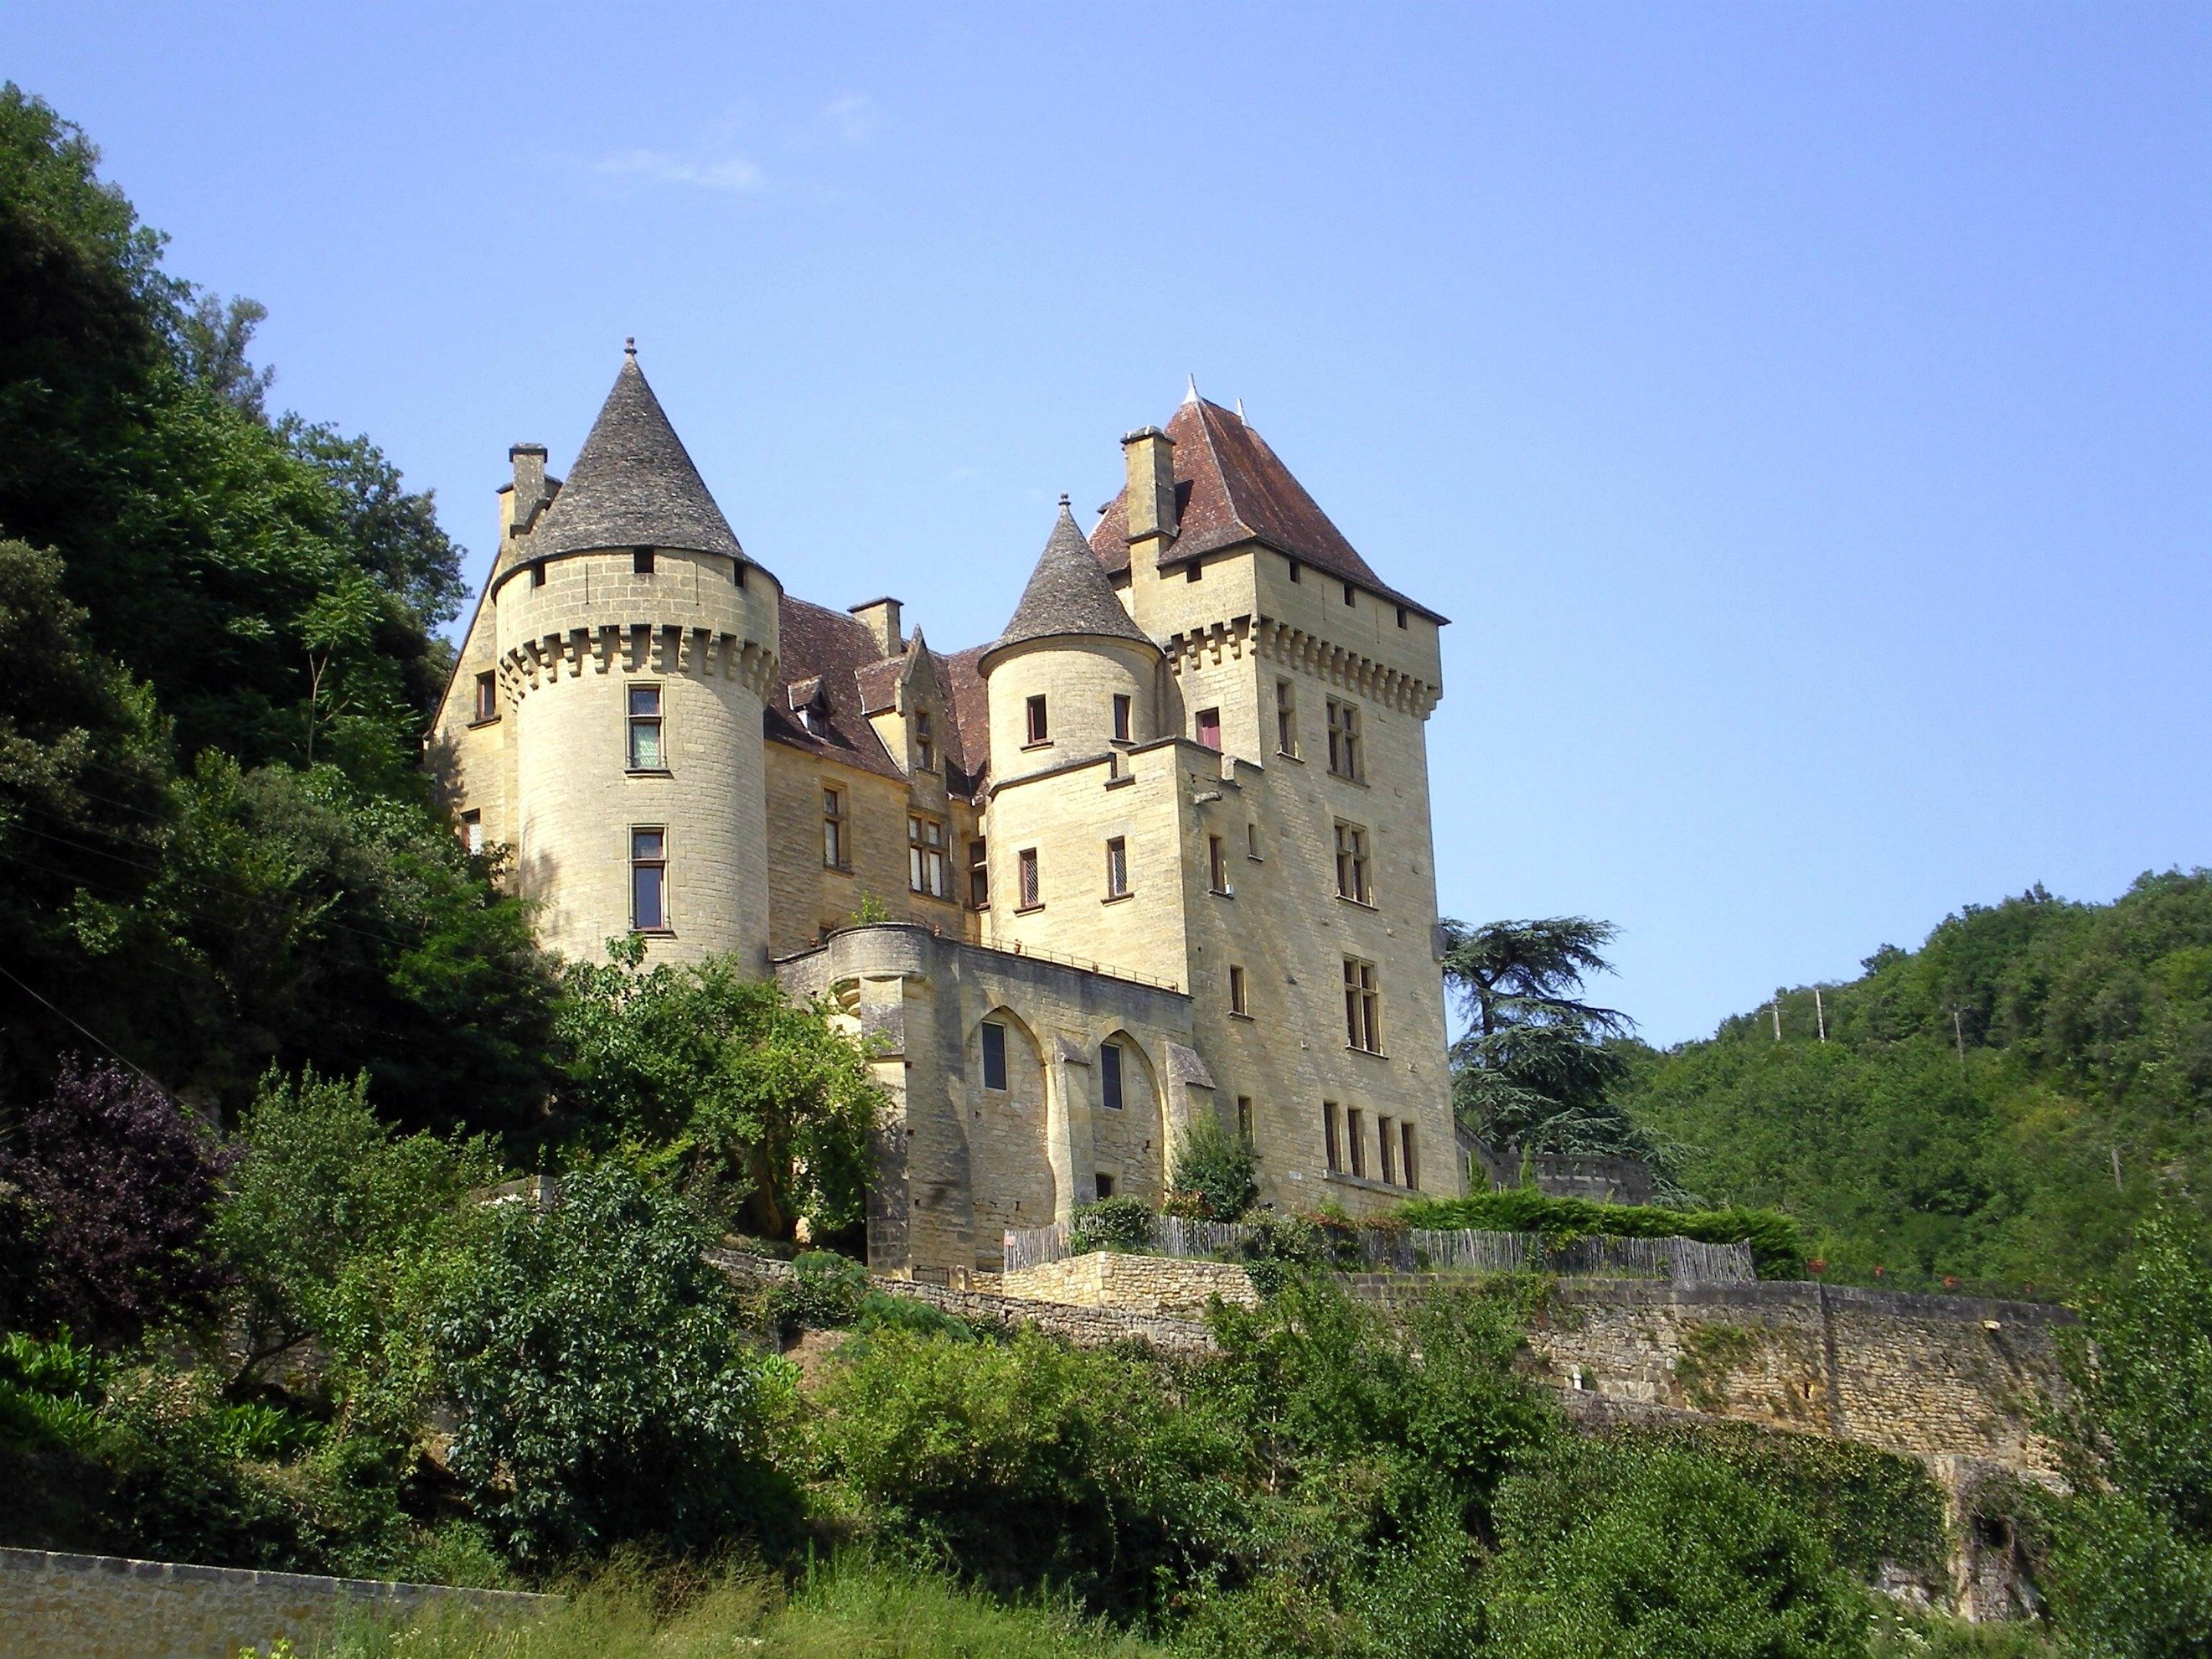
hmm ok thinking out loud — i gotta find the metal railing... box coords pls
[1001,1217,1755,1285]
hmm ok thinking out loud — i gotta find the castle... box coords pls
[431,347,1462,1277]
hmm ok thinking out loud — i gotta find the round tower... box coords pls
[492,346,780,969]
[978,499,1161,785]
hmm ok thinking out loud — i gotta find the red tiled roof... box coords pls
[942,643,990,796]
[771,596,991,798]
[1089,395,1445,623]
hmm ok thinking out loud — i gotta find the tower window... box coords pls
[1208,835,1229,895]
[822,787,845,869]
[980,1021,1008,1091]
[1326,698,1361,780]
[1335,821,1372,903]
[1102,1041,1124,1111]
[530,561,546,587]
[1105,836,1129,898]
[1195,707,1221,751]
[633,546,655,575]
[969,838,990,908]
[1342,580,1356,607]
[1113,694,1132,743]
[1323,1101,1343,1172]
[1229,964,1248,1016]
[1186,561,1203,582]
[627,684,664,770]
[1344,959,1381,1053]
[1026,695,1049,746]
[908,814,947,898]
[630,827,668,932]
[1275,680,1297,757]
[1396,604,1408,628]
[1017,848,1041,910]
[473,671,497,723]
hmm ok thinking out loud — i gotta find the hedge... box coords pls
[1398,1191,1806,1279]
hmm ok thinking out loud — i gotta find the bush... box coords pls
[767,1251,869,1332]
[1067,1195,1155,1255]
[1170,1115,1259,1222]
[1232,1211,1328,1297]
[1400,1188,1807,1278]
[0,1057,232,1343]
[1481,1437,1865,1657]
[430,1165,800,1564]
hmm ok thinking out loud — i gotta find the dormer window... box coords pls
[913,708,934,772]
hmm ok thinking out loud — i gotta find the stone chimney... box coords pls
[849,597,904,659]
[1121,426,1177,545]
[506,443,552,539]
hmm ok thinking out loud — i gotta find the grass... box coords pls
[323,1556,1165,1658]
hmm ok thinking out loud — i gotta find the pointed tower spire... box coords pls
[989,500,1153,659]
[534,348,743,559]
[1182,374,1200,405]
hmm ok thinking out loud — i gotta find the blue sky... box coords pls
[13,3,2210,1044]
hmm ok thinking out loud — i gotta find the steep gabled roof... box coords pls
[534,347,745,560]
[1089,393,1445,623]
[767,598,989,798]
[994,500,1155,658]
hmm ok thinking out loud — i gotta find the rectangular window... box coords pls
[1196,707,1222,751]
[1246,822,1261,860]
[1401,1121,1419,1191]
[1113,694,1132,743]
[631,827,667,932]
[1347,1108,1367,1177]
[530,561,546,587]
[1017,847,1041,909]
[1228,964,1248,1016]
[1105,836,1129,898]
[1208,835,1229,894]
[1324,1101,1342,1173]
[822,787,845,869]
[461,809,483,856]
[969,839,989,909]
[1396,604,1408,628]
[627,684,664,770]
[1344,958,1381,1052]
[908,814,947,897]
[1288,557,1301,584]
[1326,698,1362,780]
[1342,580,1357,607]
[1335,821,1372,903]
[1377,1116,1396,1186]
[1275,680,1297,757]
[1186,561,1203,582]
[913,708,933,772]
[981,1021,1008,1091]
[1094,1171,1115,1198]
[473,671,497,723]
[1026,695,1049,745]
[633,546,655,575]
[1102,1042,1124,1111]
[1237,1096,1253,1144]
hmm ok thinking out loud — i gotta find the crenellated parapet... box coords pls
[499,622,778,703]
[1162,612,1441,718]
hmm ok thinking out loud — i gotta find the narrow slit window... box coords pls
[530,561,546,587]
[1347,1108,1367,1177]
[473,671,497,722]
[1396,604,1408,628]
[1324,1102,1342,1173]
[1102,1041,1124,1111]
[1113,694,1132,743]
[1237,1096,1253,1144]
[969,838,989,909]
[1288,558,1302,584]
[1275,679,1296,757]
[1026,695,1049,745]
[822,787,845,869]
[1377,1116,1396,1186]
[980,1021,1008,1091]
[1228,964,1248,1016]
[1401,1122,1419,1191]
[1017,847,1040,909]
[628,684,664,770]
[913,708,933,772]
[630,827,667,932]
[1208,835,1229,894]
[1105,836,1129,898]
[1342,580,1356,607]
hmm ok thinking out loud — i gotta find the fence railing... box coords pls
[1000,1217,1756,1285]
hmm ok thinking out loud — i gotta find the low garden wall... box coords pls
[1000,1251,1260,1319]
[0,1547,555,1659]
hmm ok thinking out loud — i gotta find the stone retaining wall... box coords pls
[1000,1251,1260,1319]
[0,1548,555,1659]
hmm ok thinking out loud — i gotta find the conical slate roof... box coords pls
[534,348,745,560]
[994,500,1155,658]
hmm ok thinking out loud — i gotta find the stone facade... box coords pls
[432,360,1465,1276]
[0,1548,553,1659]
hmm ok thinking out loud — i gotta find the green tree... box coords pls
[430,1165,797,1563]
[559,939,886,1240]
[2039,1208,2212,1656]
[1440,917,1664,1170]
[1169,1112,1259,1221]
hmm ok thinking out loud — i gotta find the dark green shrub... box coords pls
[767,1250,870,1332]
[1233,1211,1326,1297]
[1170,1116,1259,1222]
[1401,1189,1807,1278]
[1068,1195,1155,1254]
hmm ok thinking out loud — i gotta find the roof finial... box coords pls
[1182,374,1200,405]
[1236,397,1247,421]
[1057,493,1071,509]
[624,336,637,358]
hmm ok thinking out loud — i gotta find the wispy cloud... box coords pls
[592,146,764,194]
[817,92,876,145]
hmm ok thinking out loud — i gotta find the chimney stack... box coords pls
[849,597,904,659]
[1121,426,1177,546]
[507,443,551,538]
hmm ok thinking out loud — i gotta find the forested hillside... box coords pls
[1620,872,2212,1294]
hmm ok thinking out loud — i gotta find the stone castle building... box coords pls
[431,346,1462,1276]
